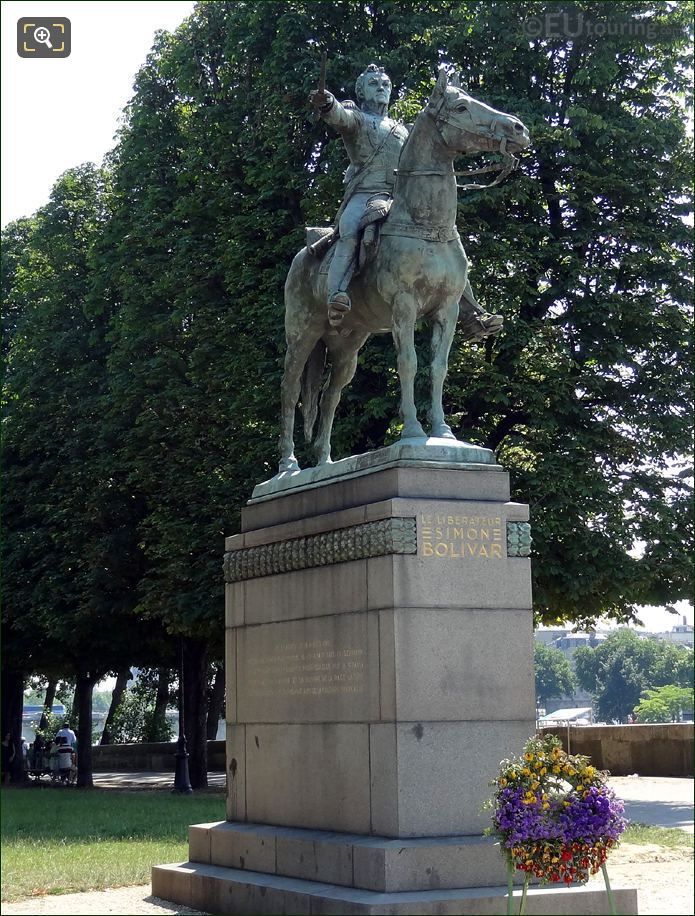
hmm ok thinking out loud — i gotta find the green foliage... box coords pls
[533,641,576,705]
[634,684,695,723]
[31,712,63,746]
[109,676,173,744]
[574,630,694,722]
[1,787,224,900]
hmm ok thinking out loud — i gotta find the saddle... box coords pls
[306,195,393,274]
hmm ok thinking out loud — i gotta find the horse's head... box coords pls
[427,67,531,158]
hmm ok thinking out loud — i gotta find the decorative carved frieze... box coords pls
[223,517,417,583]
[506,521,532,557]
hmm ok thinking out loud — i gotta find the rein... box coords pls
[396,148,518,193]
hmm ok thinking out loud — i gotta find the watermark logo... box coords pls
[17,17,71,57]
[522,12,676,41]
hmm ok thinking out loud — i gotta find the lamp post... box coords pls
[172,637,192,794]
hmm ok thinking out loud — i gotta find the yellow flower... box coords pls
[539,766,547,775]
[524,752,534,762]
[552,765,561,774]
[499,778,507,787]
[542,801,550,809]
[521,767,531,777]
[531,781,540,790]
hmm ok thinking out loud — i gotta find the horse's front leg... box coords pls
[392,292,426,439]
[429,301,460,439]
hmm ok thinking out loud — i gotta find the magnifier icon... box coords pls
[33,26,53,49]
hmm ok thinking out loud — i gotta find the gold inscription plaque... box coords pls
[420,513,503,559]
[246,638,366,698]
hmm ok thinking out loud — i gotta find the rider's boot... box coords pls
[459,281,504,343]
[327,237,358,328]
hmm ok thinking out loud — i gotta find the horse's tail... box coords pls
[301,340,327,442]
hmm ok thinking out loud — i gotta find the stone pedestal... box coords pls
[152,442,637,914]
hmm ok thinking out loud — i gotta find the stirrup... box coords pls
[328,292,351,327]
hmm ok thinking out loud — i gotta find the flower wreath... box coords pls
[489,734,626,911]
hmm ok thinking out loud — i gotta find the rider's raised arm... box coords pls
[309,90,360,135]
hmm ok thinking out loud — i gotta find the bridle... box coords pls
[396,90,521,192]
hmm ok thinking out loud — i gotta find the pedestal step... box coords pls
[186,821,526,892]
[151,860,638,915]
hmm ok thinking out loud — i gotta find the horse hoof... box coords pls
[431,425,456,440]
[401,424,427,440]
[278,459,300,473]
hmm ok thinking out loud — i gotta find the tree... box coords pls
[100,670,132,745]
[634,685,695,723]
[534,642,576,707]
[575,630,694,722]
[2,166,171,785]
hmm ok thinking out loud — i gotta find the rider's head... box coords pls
[355,64,392,114]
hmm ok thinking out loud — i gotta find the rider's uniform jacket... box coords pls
[322,99,409,195]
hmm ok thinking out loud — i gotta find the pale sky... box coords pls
[1,0,196,227]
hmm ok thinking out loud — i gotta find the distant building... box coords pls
[647,621,693,648]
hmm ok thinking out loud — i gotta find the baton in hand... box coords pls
[310,50,328,124]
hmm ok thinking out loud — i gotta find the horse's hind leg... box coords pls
[313,335,368,464]
[429,301,459,439]
[279,332,320,472]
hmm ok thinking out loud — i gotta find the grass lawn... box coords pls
[622,822,694,849]
[1,785,225,901]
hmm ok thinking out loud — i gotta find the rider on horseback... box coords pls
[310,63,503,342]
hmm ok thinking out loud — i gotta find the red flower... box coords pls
[561,850,572,861]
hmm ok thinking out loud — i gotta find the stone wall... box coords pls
[91,725,692,778]
[539,723,693,777]
[92,739,225,772]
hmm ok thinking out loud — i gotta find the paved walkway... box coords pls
[610,775,694,833]
[92,771,226,791]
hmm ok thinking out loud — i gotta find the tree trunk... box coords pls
[100,669,131,745]
[1,666,25,783]
[75,673,96,788]
[70,688,79,725]
[39,678,58,731]
[206,662,225,740]
[183,638,208,789]
[150,667,170,740]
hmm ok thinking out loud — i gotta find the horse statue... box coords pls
[278,67,530,473]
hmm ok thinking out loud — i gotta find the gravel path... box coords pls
[3,842,692,915]
[1,886,205,915]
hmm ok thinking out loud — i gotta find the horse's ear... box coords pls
[452,71,469,91]
[428,66,448,107]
